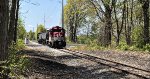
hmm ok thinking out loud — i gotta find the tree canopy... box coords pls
[64,0,150,48]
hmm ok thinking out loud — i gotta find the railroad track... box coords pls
[27,42,150,78]
[59,48,150,79]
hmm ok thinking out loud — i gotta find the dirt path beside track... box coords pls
[21,42,150,79]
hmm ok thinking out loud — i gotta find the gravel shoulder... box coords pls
[21,42,149,79]
[73,49,150,71]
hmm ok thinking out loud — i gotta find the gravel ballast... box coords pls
[21,42,149,79]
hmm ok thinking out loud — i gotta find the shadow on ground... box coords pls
[21,49,129,79]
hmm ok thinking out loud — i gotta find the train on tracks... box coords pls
[37,26,66,48]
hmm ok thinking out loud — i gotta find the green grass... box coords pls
[70,39,150,53]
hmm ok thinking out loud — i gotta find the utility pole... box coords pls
[44,13,46,27]
[62,0,64,28]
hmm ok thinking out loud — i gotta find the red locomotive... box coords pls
[37,26,66,48]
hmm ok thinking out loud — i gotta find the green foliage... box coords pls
[77,35,97,44]
[36,24,46,33]
[71,43,105,51]
[131,26,144,48]
[143,44,150,52]
[74,35,105,51]
[1,39,29,78]
[103,0,111,6]
[116,42,150,52]
[35,24,46,39]
[66,38,74,44]
[64,0,150,53]
[17,18,26,40]
[72,34,150,52]
[77,35,88,44]
[117,42,129,50]
[64,0,90,42]
[28,30,35,40]
[15,39,25,50]
[128,45,140,51]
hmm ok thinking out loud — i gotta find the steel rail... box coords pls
[59,48,150,79]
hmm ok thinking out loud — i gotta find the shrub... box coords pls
[143,44,150,52]
[1,39,29,78]
[117,42,129,51]
[131,26,144,48]
[128,45,140,51]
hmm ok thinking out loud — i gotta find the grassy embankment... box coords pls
[67,36,150,53]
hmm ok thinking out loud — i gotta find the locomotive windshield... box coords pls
[50,29,65,32]
[49,29,65,37]
[52,29,61,32]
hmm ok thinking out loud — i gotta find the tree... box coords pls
[35,24,46,39]
[17,18,26,40]
[8,0,17,44]
[64,0,87,43]
[90,0,114,46]
[14,0,20,42]
[141,0,149,45]
[8,0,20,44]
[0,0,9,61]
[28,30,35,40]
[63,0,150,49]
[113,0,126,46]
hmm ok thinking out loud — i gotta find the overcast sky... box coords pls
[20,0,66,32]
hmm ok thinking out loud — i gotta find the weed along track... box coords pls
[59,48,150,79]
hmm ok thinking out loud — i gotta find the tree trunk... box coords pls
[69,20,74,42]
[104,5,112,46]
[8,0,17,44]
[114,2,120,46]
[114,0,125,46]
[0,0,9,61]
[142,0,149,45]
[125,0,131,45]
[74,23,77,43]
[130,0,134,28]
[14,0,20,43]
